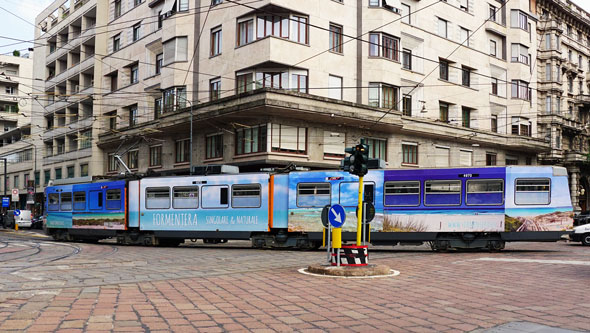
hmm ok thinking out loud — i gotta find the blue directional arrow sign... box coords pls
[328,204,346,228]
[14,209,20,217]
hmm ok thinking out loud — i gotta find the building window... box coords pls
[459,0,468,11]
[545,33,551,50]
[369,32,400,61]
[291,16,308,44]
[546,96,552,114]
[114,0,121,18]
[545,63,551,81]
[80,164,89,177]
[133,23,141,42]
[206,134,223,159]
[511,44,529,65]
[14,175,19,189]
[461,67,471,87]
[67,166,75,178]
[402,4,411,24]
[211,26,222,56]
[113,34,120,52]
[163,36,188,65]
[460,27,470,46]
[237,19,254,46]
[107,111,117,130]
[80,130,92,149]
[130,64,138,84]
[511,117,531,136]
[128,150,138,170]
[270,124,307,154]
[439,102,449,122]
[162,86,186,113]
[491,115,498,133]
[55,168,62,180]
[108,154,117,172]
[292,74,307,93]
[154,98,162,119]
[568,76,573,93]
[489,5,497,21]
[365,138,386,160]
[255,72,287,89]
[491,78,498,95]
[236,72,254,94]
[511,80,531,100]
[175,139,190,163]
[439,60,449,80]
[178,0,188,11]
[461,107,471,128]
[402,49,412,70]
[134,0,142,7]
[155,53,163,75]
[129,105,138,127]
[402,95,412,116]
[486,153,497,166]
[329,23,343,53]
[210,78,221,101]
[506,156,518,165]
[110,71,118,91]
[329,75,342,100]
[402,143,418,165]
[236,124,267,155]
[257,15,289,39]
[149,145,162,167]
[510,10,528,31]
[490,40,497,56]
[158,11,163,29]
[5,86,15,95]
[368,83,399,109]
[44,170,50,186]
[35,171,40,186]
[437,18,447,38]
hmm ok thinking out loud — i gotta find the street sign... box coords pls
[11,189,19,202]
[328,204,346,228]
[14,209,20,216]
[2,197,9,207]
[356,201,376,223]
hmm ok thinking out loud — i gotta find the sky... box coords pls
[1,0,590,56]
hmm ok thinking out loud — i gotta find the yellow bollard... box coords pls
[322,228,326,248]
[15,221,18,231]
[332,228,342,248]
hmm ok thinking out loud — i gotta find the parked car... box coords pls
[31,216,43,229]
[5,210,33,228]
[574,211,590,227]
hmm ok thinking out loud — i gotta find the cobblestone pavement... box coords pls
[0,230,589,332]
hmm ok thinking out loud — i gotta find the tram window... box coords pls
[48,193,59,211]
[202,185,229,209]
[60,192,72,211]
[424,180,461,206]
[232,184,261,208]
[384,181,420,206]
[73,192,86,211]
[173,186,199,209]
[146,187,170,209]
[339,182,375,206]
[106,189,122,210]
[466,179,504,205]
[297,183,331,207]
[89,190,103,210]
[515,178,550,205]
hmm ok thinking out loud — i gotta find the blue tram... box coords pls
[45,166,574,250]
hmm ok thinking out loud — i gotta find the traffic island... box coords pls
[305,264,394,277]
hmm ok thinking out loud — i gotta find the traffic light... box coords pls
[341,140,369,177]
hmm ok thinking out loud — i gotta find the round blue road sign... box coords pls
[328,204,346,228]
[14,209,21,216]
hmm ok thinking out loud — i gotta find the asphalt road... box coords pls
[0,229,588,332]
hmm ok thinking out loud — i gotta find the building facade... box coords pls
[31,0,550,205]
[536,0,590,212]
[0,53,37,210]
[33,0,108,192]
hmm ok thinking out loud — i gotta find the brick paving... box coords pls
[0,231,589,332]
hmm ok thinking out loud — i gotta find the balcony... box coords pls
[66,116,93,134]
[43,147,92,164]
[562,117,584,132]
[566,151,587,163]
[574,94,590,105]
[538,19,563,33]
[42,126,67,141]
[538,113,563,125]
[44,99,68,114]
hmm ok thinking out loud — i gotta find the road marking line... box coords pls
[476,258,590,266]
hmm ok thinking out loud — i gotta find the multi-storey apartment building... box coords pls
[536,0,590,212]
[33,0,108,190]
[0,53,37,209]
[94,0,544,177]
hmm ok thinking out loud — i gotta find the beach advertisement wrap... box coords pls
[139,174,269,232]
[72,213,126,230]
[287,171,385,233]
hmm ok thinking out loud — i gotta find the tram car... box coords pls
[45,166,574,250]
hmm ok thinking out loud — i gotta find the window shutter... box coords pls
[435,147,450,167]
[459,150,472,166]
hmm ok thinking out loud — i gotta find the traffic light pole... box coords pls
[356,176,364,246]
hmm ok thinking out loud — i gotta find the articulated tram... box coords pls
[45,166,574,250]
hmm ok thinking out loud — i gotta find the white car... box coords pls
[9,210,33,228]
[571,223,590,246]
